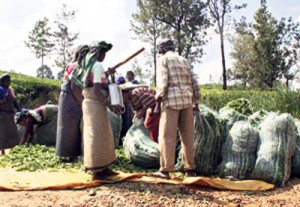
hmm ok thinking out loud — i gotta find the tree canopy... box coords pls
[229,0,300,89]
[24,17,55,68]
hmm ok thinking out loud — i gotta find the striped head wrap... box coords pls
[71,41,113,88]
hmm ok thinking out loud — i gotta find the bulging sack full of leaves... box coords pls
[219,106,247,146]
[177,109,222,175]
[218,121,259,180]
[123,118,160,169]
[248,110,270,129]
[226,98,253,116]
[219,106,247,130]
[251,113,296,187]
[197,106,223,175]
[292,119,300,177]
[108,109,122,148]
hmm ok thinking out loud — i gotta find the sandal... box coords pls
[147,171,170,180]
[92,168,119,180]
[185,170,197,177]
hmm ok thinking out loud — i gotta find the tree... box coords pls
[228,32,256,88]
[153,0,211,63]
[37,65,54,79]
[53,4,79,79]
[131,0,169,86]
[208,0,246,90]
[25,17,54,68]
[131,59,148,84]
[230,0,300,89]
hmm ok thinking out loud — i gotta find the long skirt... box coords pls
[82,88,116,171]
[0,111,19,149]
[56,80,82,157]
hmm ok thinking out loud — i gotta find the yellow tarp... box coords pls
[0,168,274,191]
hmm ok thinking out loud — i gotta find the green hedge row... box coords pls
[0,71,61,108]
[201,88,300,118]
[2,72,300,118]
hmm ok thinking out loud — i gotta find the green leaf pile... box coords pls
[0,144,82,171]
[226,98,254,116]
[110,148,155,173]
[0,145,153,173]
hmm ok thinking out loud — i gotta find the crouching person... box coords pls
[128,86,160,143]
[16,103,58,146]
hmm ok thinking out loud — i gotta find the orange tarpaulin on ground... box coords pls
[0,168,274,191]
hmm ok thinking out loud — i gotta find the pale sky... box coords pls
[0,0,299,85]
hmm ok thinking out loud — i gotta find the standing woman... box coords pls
[56,45,88,161]
[0,74,20,155]
[71,41,117,179]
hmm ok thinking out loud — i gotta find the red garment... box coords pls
[22,107,44,142]
[66,63,77,76]
[144,111,160,143]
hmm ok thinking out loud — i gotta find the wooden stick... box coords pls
[108,48,145,74]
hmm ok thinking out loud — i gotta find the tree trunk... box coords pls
[63,43,66,69]
[220,31,227,90]
[41,44,44,79]
[153,38,157,87]
[177,26,181,56]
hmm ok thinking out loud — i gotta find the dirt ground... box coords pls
[1,178,300,207]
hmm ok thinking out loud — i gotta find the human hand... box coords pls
[155,95,162,102]
[193,104,199,111]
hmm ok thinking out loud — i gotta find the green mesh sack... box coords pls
[123,118,159,169]
[251,113,296,187]
[292,119,300,177]
[218,121,259,180]
[108,110,122,148]
[176,109,222,175]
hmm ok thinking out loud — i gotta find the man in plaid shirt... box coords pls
[150,39,200,179]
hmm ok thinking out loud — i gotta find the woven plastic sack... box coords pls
[108,110,122,148]
[251,113,296,187]
[176,109,222,175]
[292,119,300,177]
[248,110,270,129]
[123,118,160,169]
[218,121,259,180]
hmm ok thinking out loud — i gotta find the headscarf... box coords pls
[0,74,10,99]
[116,76,126,85]
[15,109,43,124]
[71,41,113,88]
[0,74,10,85]
[71,44,89,63]
[158,39,174,54]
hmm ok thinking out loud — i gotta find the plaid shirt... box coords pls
[156,51,200,110]
[131,87,156,111]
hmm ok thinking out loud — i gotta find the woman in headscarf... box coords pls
[16,103,58,146]
[55,45,88,162]
[0,74,20,155]
[71,40,118,179]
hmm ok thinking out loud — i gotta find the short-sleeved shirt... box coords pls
[89,61,107,84]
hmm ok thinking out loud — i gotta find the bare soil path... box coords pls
[1,179,300,207]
